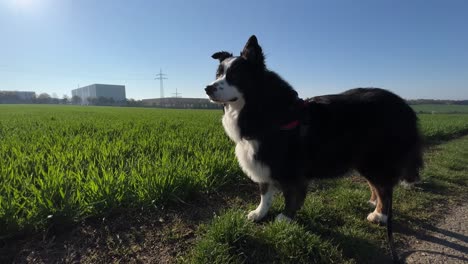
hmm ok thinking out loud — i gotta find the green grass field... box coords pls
[1,104,468,263]
[0,105,241,237]
[411,104,468,114]
[419,114,468,142]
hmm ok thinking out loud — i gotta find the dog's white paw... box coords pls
[368,200,377,207]
[275,213,292,223]
[367,211,388,224]
[247,210,265,222]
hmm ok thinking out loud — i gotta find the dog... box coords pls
[205,35,422,261]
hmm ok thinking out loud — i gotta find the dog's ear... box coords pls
[241,35,265,67]
[211,51,233,62]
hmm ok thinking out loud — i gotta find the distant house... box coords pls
[141,97,221,109]
[71,84,126,105]
[0,90,36,103]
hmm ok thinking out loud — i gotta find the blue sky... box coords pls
[1,0,467,100]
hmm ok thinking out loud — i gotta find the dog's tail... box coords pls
[386,191,400,263]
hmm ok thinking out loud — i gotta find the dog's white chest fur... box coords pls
[235,139,271,183]
[222,102,271,183]
[222,104,242,143]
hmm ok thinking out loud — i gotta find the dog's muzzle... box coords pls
[205,85,217,96]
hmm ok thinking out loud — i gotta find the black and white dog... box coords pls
[205,35,422,259]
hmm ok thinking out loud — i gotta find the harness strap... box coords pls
[280,120,300,130]
[279,99,310,131]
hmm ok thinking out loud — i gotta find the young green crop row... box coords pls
[1,105,468,238]
[0,105,239,237]
[419,114,468,142]
[412,104,468,114]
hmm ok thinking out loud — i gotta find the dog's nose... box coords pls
[205,85,217,95]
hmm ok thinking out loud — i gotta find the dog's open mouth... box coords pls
[210,97,238,103]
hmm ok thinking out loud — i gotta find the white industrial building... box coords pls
[71,84,126,105]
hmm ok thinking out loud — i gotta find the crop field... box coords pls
[1,104,468,263]
[411,104,468,114]
[419,114,468,142]
[0,105,241,237]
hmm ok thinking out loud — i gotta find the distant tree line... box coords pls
[407,99,468,105]
[0,92,141,106]
[2,91,467,107]
[126,98,145,107]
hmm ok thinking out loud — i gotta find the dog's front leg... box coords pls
[276,184,307,222]
[248,183,275,221]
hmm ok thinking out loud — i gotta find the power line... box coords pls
[154,69,167,98]
[172,87,182,98]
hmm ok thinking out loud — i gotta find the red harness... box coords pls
[280,120,301,130]
[280,99,309,130]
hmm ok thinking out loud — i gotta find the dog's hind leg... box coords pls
[367,181,378,207]
[276,184,307,222]
[369,183,400,261]
[367,185,393,224]
[248,183,276,221]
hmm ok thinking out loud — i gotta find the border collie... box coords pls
[205,35,422,261]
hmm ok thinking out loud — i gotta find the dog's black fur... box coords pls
[207,35,423,262]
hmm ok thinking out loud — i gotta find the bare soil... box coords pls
[4,183,258,264]
[400,201,468,264]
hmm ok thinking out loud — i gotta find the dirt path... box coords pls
[400,202,468,264]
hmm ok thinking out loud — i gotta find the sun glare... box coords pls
[14,0,30,7]
[11,0,37,10]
